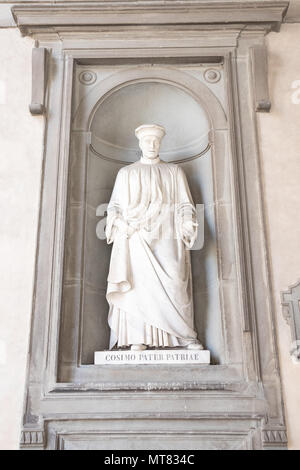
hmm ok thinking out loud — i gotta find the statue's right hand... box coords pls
[114,218,135,238]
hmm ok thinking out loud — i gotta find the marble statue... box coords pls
[105,124,203,351]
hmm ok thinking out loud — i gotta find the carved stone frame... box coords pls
[15,1,288,450]
[281,280,300,364]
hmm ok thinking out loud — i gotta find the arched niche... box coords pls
[90,81,211,163]
[61,64,236,371]
[72,66,227,132]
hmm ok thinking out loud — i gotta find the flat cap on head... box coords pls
[135,124,166,141]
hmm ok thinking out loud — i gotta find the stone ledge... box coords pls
[10,1,289,36]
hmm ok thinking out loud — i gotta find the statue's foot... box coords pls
[186,341,204,350]
[131,344,147,351]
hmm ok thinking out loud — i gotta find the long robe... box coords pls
[105,158,199,349]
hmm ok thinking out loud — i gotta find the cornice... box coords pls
[10,1,289,36]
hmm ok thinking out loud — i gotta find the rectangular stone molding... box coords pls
[14,0,289,450]
[29,47,48,115]
[11,1,289,35]
[250,44,271,112]
[20,430,45,450]
[262,428,288,449]
[281,280,300,363]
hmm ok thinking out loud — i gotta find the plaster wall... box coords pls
[0,24,299,449]
[258,23,300,451]
[0,28,44,450]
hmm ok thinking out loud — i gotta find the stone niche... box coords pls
[16,1,289,450]
[65,70,223,368]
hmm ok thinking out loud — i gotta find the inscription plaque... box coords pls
[94,349,210,365]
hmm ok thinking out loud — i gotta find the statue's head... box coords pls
[135,124,166,160]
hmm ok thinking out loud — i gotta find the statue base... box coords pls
[94,348,210,365]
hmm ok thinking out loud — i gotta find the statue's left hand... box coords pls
[126,225,136,238]
[182,220,198,238]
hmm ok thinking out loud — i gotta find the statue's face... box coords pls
[139,135,161,159]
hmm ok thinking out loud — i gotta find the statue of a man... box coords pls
[105,124,203,351]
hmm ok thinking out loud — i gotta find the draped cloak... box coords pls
[105,159,199,349]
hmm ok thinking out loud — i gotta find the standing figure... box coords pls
[105,124,203,351]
